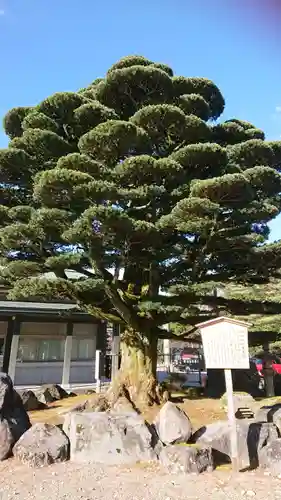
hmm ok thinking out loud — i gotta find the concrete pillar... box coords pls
[91,324,97,382]
[61,322,73,388]
[8,324,20,383]
[95,349,101,392]
[96,321,107,378]
[163,338,171,371]
[4,318,21,383]
[2,320,11,373]
[111,323,120,380]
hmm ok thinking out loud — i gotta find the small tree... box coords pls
[1,55,281,407]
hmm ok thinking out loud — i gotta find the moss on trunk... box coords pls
[108,327,161,409]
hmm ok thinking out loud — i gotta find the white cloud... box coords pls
[276,106,281,113]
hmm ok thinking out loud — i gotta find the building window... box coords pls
[37,340,65,361]
[18,339,38,361]
[72,338,95,360]
[18,337,95,362]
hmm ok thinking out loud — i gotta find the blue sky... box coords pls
[0,0,280,239]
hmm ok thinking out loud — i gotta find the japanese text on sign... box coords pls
[200,322,249,369]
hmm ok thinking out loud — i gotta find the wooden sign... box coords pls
[196,316,251,472]
[197,316,249,370]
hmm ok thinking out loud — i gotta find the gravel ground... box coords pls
[1,459,281,500]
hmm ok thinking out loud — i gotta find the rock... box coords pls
[91,395,110,412]
[0,372,14,412]
[36,384,69,405]
[13,423,70,467]
[150,430,164,458]
[159,443,214,474]
[220,392,256,417]
[66,411,157,465]
[52,384,69,399]
[259,439,281,475]
[193,420,278,470]
[62,412,72,438]
[19,390,45,411]
[111,396,138,414]
[153,402,192,445]
[60,397,97,419]
[256,404,281,432]
[0,374,31,445]
[62,397,101,435]
[36,389,56,405]
[5,404,31,443]
[0,419,14,461]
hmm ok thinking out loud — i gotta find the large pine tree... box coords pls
[1,55,281,407]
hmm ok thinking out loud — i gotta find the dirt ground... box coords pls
[2,459,281,500]
[29,392,226,430]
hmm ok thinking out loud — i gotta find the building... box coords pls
[0,292,106,388]
[0,285,179,389]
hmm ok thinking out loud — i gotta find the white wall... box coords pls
[11,321,98,386]
[14,360,96,385]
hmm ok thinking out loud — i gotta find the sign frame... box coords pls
[197,316,250,370]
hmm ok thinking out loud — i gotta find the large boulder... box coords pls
[259,439,281,475]
[153,402,192,445]
[62,412,72,438]
[5,404,31,443]
[13,423,70,467]
[193,420,278,470]
[111,396,138,415]
[91,395,110,412]
[256,404,281,432]
[36,384,68,404]
[220,392,256,417]
[61,400,91,435]
[0,373,31,445]
[0,372,14,412]
[159,443,213,474]
[0,420,14,461]
[65,411,157,465]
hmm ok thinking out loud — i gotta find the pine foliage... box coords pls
[1,54,281,338]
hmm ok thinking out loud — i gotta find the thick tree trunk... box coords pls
[108,327,161,409]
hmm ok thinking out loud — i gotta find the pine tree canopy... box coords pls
[1,54,281,337]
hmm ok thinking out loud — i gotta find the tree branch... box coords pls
[93,261,142,330]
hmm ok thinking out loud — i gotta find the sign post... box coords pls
[196,316,251,472]
[224,368,239,471]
